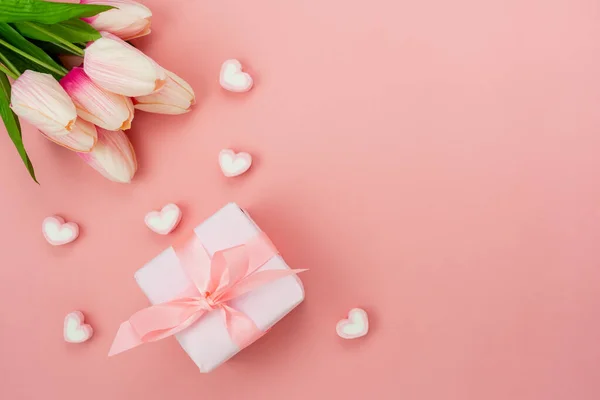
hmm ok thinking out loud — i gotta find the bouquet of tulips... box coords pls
[0,0,195,183]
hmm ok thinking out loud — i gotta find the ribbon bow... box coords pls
[109,232,306,356]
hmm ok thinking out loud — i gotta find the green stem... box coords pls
[0,38,67,76]
[50,40,82,57]
[21,22,84,57]
[0,63,17,80]
[0,51,20,78]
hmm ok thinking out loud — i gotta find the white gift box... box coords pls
[133,203,305,372]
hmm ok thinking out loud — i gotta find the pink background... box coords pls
[1,0,599,399]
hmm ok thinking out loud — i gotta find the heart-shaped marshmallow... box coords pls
[64,311,93,344]
[336,308,369,339]
[219,149,252,177]
[220,59,253,92]
[144,203,182,235]
[42,216,79,246]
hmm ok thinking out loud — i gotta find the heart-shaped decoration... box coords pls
[336,308,369,339]
[219,149,252,177]
[42,216,79,246]
[64,311,93,344]
[220,59,253,92]
[144,203,182,235]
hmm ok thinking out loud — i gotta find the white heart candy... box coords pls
[42,216,79,246]
[336,308,369,339]
[219,149,252,177]
[64,311,93,344]
[144,203,182,235]
[220,59,253,92]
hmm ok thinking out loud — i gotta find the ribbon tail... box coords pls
[108,299,206,357]
[108,320,143,357]
[221,304,264,349]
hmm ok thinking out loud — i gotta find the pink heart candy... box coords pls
[144,203,182,235]
[219,149,252,177]
[64,311,93,344]
[42,216,79,246]
[219,59,253,92]
[336,308,369,339]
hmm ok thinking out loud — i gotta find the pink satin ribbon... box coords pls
[109,232,306,356]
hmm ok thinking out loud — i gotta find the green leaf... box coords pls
[30,38,81,57]
[0,0,112,25]
[0,71,37,183]
[0,46,63,79]
[0,50,19,78]
[0,22,67,78]
[14,19,101,51]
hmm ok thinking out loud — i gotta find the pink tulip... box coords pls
[81,0,152,41]
[61,67,134,131]
[134,70,195,115]
[84,32,166,97]
[10,70,78,136]
[78,128,137,183]
[40,118,98,152]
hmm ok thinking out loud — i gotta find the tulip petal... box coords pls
[81,0,152,41]
[61,67,134,131]
[134,70,195,115]
[10,70,77,136]
[84,32,166,97]
[133,103,189,115]
[40,118,97,152]
[78,128,137,183]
